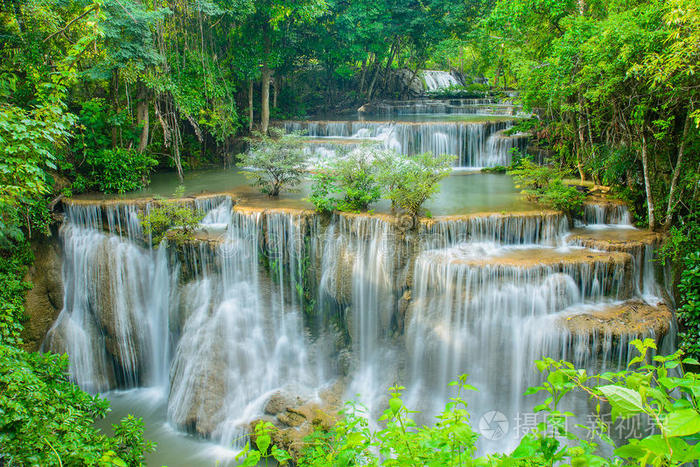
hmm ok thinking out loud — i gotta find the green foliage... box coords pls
[0,78,74,246]
[539,180,586,217]
[0,344,155,466]
[376,151,455,216]
[677,252,700,359]
[332,151,382,212]
[71,99,157,194]
[310,148,454,216]
[76,148,157,194]
[525,339,700,466]
[139,195,204,246]
[509,158,585,217]
[0,242,33,345]
[236,421,292,466]
[239,129,307,197]
[309,171,340,214]
[240,340,700,466]
[309,148,381,213]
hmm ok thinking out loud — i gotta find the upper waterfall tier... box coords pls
[284,120,528,167]
[358,98,524,116]
[421,70,462,91]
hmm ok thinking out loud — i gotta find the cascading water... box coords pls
[422,70,461,91]
[46,195,671,461]
[285,120,519,167]
[363,98,523,117]
[583,202,632,225]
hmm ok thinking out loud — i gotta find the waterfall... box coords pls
[419,212,569,247]
[483,130,529,166]
[44,204,173,392]
[584,203,632,225]
[45,197,671,457]
[284,120,519,167]
[422,70,461,91]
[317,214,405,415]
[363,98,523,117]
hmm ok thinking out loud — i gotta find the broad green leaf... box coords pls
[599,385,644,415]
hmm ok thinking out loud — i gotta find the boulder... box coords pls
[21,236,64,351]
[251,381,343,461]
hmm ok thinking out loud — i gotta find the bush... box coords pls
[0,344,155,466]
[309,147,381,213]
[72,98,156,194]
[140,197,204,246]
[677,251,700,359]
[509,158,585,217]
[0,242,33,345]
[310,148,455,216]
[377,151,455,216]
[238,129,307,197]
[79,147,157,194]
[309,171,340,214]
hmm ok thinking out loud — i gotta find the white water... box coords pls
[422,70,461,91]
[285,120,520,167]
[45,191,670,460]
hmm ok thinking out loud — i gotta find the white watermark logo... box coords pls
[478,410,509,441]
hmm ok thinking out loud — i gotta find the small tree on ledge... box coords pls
[238,128,307,197]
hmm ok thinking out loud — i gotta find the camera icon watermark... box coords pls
[478,410,509,441]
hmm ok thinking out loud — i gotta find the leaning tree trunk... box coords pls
[640,131,656,230]
[664,108,691,230]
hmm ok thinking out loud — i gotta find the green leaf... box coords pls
[389,397,403,415]
[598,385,644,416]
[663,409,700,437]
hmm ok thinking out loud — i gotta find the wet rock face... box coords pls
[21,236,64,351]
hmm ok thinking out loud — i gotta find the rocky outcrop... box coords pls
[561,299,672,339]
[21,236,64,351]
[250,382,343,460]
[567,228,663,254]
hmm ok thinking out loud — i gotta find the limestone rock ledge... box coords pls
[560,299,672,338]
[567,228,663,255]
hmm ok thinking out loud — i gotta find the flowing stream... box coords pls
[43,94,673,465]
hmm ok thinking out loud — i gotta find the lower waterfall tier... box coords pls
[41,198,673,457]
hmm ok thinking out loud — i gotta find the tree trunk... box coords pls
[359,56,368,94]
[248,80,254,132]
[640,131,656,230]
[366,53,383,100]
[111,70,119,147]
[261,63,271,135]
[576,96,587,183]
[664,110,691,230]
[136,84,149,153]
[272,76,278,108]
[261,27,271,135]
[380,39,399,93]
